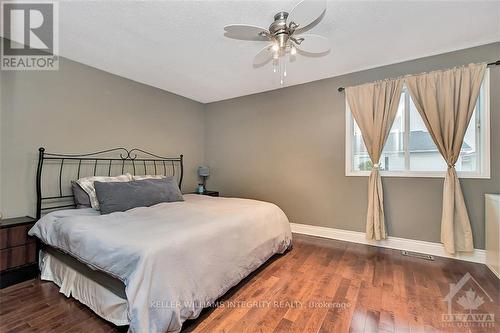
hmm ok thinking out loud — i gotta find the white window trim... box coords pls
[345,69,490,179]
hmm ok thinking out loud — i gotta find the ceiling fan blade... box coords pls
[224,24,270,41]
[253,44,274,67]
[288,0,326,30]
[295,34,330,54]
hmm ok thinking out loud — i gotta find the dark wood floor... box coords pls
[1,234,498,333]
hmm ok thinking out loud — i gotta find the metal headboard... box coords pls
[35,147,183,219]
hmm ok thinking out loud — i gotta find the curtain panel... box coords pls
[346,79,404,240]
[406,63,486,254]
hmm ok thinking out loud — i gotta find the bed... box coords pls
[28,147,292,333]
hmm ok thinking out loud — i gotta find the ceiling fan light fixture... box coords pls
[224,0,329,85]
[276,33,288,49]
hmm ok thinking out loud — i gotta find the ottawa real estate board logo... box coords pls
[1,1,59,70]
[442,272,495,329]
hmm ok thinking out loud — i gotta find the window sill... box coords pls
[345,170,491,179]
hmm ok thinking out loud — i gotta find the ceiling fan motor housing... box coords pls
[269,11,291,49]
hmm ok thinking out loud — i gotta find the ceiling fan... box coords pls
[224,0,330,85]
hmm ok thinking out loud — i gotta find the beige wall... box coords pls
[0,57,205,218]
[205,43,500,249]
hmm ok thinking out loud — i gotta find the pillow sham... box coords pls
[71,181,91,208]
[132,175,166,180]
[94,177,184,215]
[76,173,132,210]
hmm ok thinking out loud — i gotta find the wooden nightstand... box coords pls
[202,191,219,197]
[0,216,38,288]
[190,191,219,197]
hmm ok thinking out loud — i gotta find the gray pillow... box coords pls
[71,181,92,208]
[94,177,184,214]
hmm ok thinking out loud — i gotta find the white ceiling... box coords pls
[9,1,500,103]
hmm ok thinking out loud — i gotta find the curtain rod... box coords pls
[337,60,500,92]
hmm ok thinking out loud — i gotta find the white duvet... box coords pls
[29,194,292,333]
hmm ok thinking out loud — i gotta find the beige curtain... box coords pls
[406,63,486,254]
[346,79,404,240]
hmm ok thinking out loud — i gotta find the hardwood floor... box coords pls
[1,234,498,333]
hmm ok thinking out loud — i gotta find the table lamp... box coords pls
[198,166,210,192]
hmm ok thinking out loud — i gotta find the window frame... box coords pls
[345,69,490,179]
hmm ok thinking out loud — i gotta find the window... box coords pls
[346,69,490,178]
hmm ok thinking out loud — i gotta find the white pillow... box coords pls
[132,175,167,180]
[76,173,132,209]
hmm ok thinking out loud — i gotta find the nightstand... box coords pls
[191,190,219,197]
[202,191,219,197]
[0,216,38,288]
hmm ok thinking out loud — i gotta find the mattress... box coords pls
[40,247,129,326]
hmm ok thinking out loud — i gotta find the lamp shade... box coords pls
[198,166,210,177]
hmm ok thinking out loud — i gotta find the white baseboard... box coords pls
[486,264,500,279]
[290,223,486,265]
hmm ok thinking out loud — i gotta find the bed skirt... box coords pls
[39,249,129,326]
